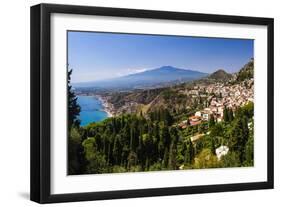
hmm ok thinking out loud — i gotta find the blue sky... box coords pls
[68,31,253,83]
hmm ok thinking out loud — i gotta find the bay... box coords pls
[77,95,108,126]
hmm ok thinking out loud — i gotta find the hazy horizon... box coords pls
[68,31,254,83]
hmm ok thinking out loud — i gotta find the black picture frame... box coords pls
[30,3,274,204]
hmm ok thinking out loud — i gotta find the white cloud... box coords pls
[72,67,153,83]
[115,67,150,77]
[133,68,149,73]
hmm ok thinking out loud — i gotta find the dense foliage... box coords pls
[68,102,254,174]
[68,68,81,128]
[68,68,86,175]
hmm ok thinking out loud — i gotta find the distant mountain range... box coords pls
[73,66,208,89]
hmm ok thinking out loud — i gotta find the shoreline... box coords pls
[103,106,113,118]
[94,95,114,118]
[77,94,114,118]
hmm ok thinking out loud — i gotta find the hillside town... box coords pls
[178,78,254,129]
[176,77,254,161]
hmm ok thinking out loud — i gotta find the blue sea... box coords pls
[77,95,108,126]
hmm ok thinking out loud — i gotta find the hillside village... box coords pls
[179,78,254,129]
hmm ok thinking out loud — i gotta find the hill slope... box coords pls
[236,58,254,82]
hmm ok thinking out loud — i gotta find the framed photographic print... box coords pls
[30,3,274,203]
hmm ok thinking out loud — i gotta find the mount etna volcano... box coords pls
[74,66,208,90]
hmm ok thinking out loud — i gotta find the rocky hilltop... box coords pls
[208,69,233,81]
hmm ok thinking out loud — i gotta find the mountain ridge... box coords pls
[74,66,208,89]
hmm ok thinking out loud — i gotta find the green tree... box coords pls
[82,138,107,174]
[162,147,169,168]
[194,149,219,169]
[68,68,81,128]
[127,151,138,170]
[210,137,216,155]
[142,133,154,169]
[228,108,234,122]
[220,151,241,167]
[210,123,224,138]
[168,142,177,170]
[163,109,173,126]
[229,116,249,163]
[68,127,85,174]
[161,124,171,149]
[223,108,229,122]
[184,139,194,165]
[209,114,215,128]
[244,121,254,166]
[112,135,122,165]
[243,102,254,118]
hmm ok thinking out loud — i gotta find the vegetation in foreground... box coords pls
[69,104,253,175]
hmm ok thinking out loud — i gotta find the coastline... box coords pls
[76,95,114,126]
[95,95,114,118]
[103,105,113,118]
[77,93,114,118]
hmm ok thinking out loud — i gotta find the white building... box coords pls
[195,111,202,117]
[216,146,229,160]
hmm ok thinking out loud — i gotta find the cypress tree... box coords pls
[223,108,229,122]
[185,139,194,164]
[168,142,177,170]
[162,147,169,168]
[209,114,215,128]
[228,108,234,122]
[67,68,85,175]
[68,68,81,128]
